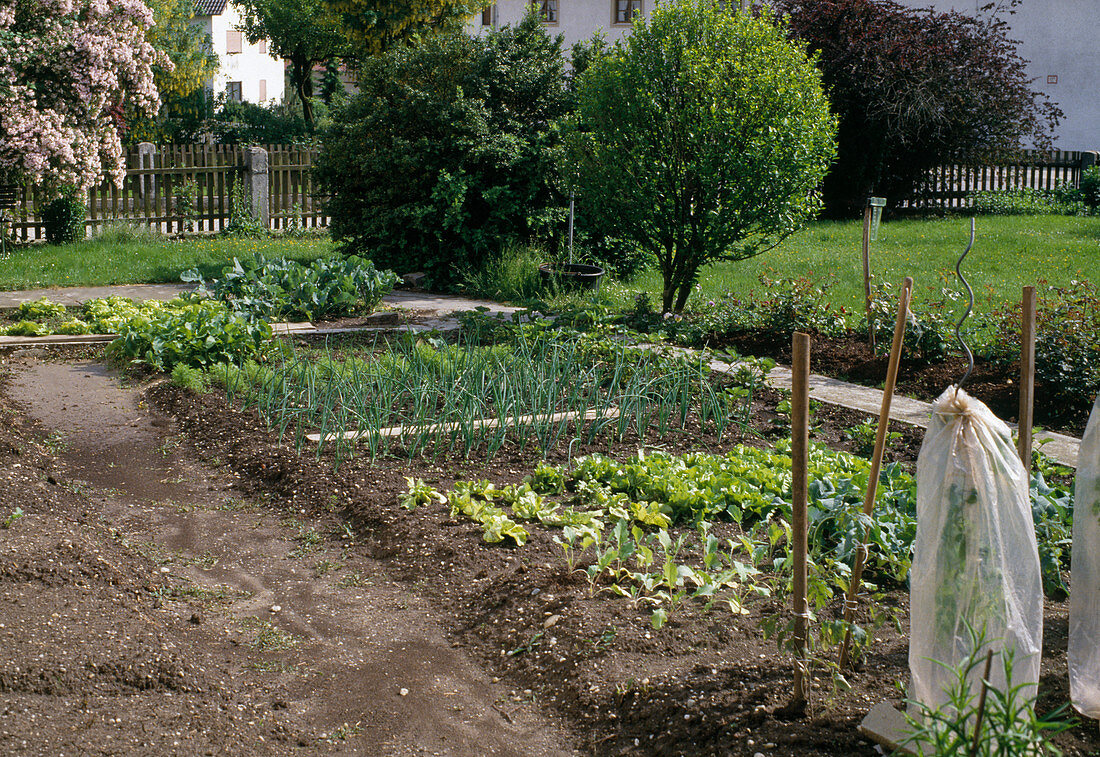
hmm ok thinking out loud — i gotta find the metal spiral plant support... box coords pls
[953,218,976,396]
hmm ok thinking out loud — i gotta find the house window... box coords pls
[537,0,557,23]
[481,4,493,25]
[226,30,242,54]
[258,38,267,54]
[614,0,641,23]
[259,79,267,101]
[226,81,242,102]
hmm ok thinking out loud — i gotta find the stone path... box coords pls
[0,283,194,307]
[0,283,1081,467]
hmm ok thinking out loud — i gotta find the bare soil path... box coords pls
[1,353,575,756]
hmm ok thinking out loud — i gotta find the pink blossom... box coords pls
[0,0,165,191]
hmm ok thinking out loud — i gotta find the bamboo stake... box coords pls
[838,276,913,671]
[1017,286,1036,470]
[862,204,875,349]
[968,650,995,757]
[791,332,811,705]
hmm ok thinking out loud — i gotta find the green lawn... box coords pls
[620,215,1100,314]
[0,231,334,290]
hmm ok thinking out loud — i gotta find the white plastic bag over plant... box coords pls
[910,387,1042,712]
[1070,395,1100,719]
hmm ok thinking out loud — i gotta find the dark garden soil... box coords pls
[1,346,1097,756]
[720,331,1090,439]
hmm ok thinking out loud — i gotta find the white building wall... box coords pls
[205,3,286,106]
[894,1,1098,151]
[468,0,647,50]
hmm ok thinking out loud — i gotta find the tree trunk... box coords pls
[293,55,315,127]
[661,280,677,314]
[673,278,693,313]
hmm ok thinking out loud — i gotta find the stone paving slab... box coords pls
[0,283,195,307]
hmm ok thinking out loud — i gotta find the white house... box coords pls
[470,0,649,49]
[474,1,1095,151]
[864,1,1097,151]
[192,0,286,106]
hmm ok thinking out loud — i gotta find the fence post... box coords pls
[1081,151,1098,180]
[243,146,270,229]
[136,142,156,200]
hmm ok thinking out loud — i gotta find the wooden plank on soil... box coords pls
[308,408,621,444]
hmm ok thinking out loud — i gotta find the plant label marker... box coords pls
[839,276,913,671]
[1017,285,1036,469]
[790,331,810,705]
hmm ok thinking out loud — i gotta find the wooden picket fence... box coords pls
[7,143,327,241]
[898,149,1099,211]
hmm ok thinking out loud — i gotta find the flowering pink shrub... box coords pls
[0,0,165,190]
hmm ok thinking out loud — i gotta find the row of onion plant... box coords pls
[212,330,756,465]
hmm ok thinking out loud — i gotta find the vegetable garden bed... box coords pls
[140,316,1097,756]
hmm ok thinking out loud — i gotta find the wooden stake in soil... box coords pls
[1017,285,1036,470]
[838,276,914,671]
[862,205,875,350]
[969,650,995,757]
[790,331,811,705]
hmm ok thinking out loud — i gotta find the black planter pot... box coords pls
[538,263,605,291]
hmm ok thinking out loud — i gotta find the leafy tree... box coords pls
[564,1,836,313]
[316,14,571,289]
[776,0,1060,217]
[237,0,348,126]
[324,0,480,56]
[205,99,311,144]
[0,0,161,189]
[128,0,219,142]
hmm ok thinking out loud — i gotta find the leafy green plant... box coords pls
[399,477,446,510]
[224,177,266,238]
[866,281,955,364]
[1,507,25,528]
[175,179,200,233]
[1079,165,1100,211]
[184,254,397,322]
[56,319,91,335]
[972,188,1085,216]
[107,297,273,371]
[445,480,529,546]
[844,418,901,457]
[3,320,50,336]
[170,363,209,393]
[983,279,1100,417]
[42,185,85,244]
[17,297,67,321]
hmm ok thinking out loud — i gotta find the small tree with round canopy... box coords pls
[564,0,837,313]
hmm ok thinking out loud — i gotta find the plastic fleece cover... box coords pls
[1070,395,1100,718]
[909,387,1042,712]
